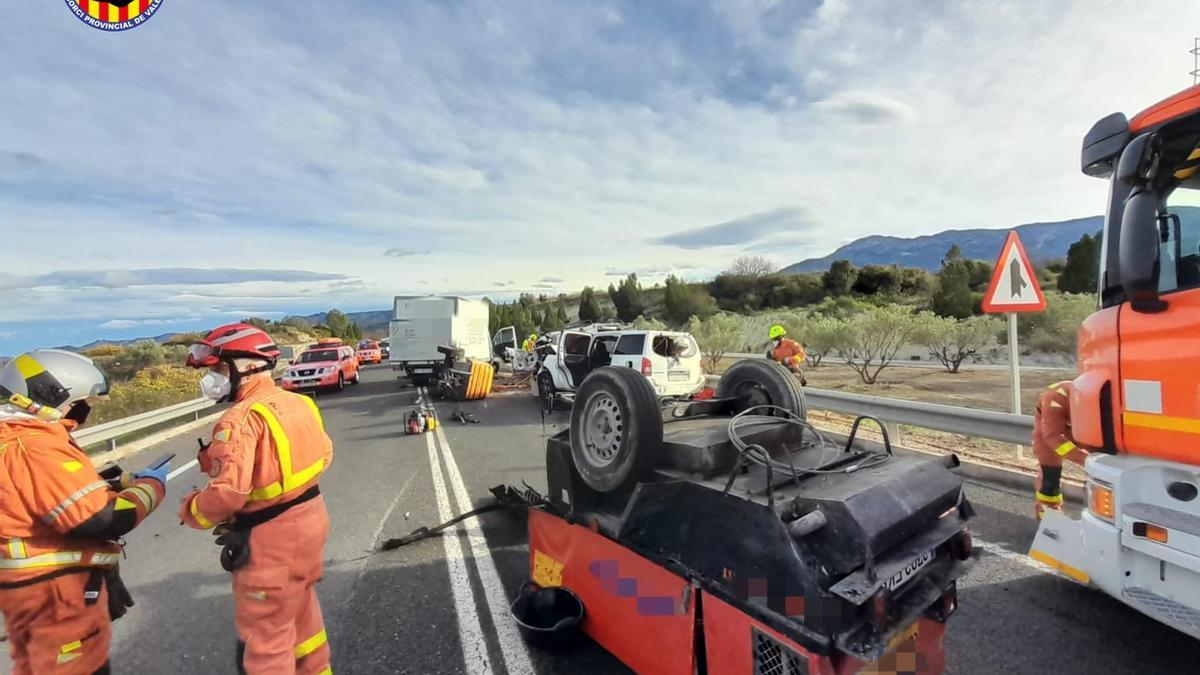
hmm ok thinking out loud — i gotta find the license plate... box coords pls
[668,371,690,382]
[412,368,432,374]
[881,550,934,592]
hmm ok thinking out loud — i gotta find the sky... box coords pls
[1,0,1197,353]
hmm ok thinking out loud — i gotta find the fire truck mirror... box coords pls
[1120,188,1166,312]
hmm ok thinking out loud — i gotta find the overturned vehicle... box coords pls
[518,360,976,674]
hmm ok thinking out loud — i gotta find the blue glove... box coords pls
[133,461,170,488]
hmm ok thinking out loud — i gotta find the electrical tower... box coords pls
[1193,37,1200,85]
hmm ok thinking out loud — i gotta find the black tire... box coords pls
[491,360,502,374]
[538,371,556,414]
[569,367,663,493]
[351,369,361,385]
[335,373,345,392]
[716,359,806,419]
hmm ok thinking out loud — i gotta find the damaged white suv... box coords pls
[535,326,706,407]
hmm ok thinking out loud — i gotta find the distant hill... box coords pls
[66,333,181,352]
[289,310,392,337]
[783,215,1104,273]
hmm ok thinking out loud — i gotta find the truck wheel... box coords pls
[491,360,502,374]
[717,359,805,419]
[569,367,663,493]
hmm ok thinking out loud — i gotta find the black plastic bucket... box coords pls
[510,582,585,647]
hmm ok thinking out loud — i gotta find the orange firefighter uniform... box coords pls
[772,337,807,380]
[179,375,334,675]
[1032,381,1089,519]
[0,418,164,675]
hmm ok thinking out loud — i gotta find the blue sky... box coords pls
[2,0,1196,353]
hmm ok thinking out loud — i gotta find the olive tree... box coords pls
[689,313,743,374]
[838,305,918,385]
[914,314,1001,374]
[797,316,844,368]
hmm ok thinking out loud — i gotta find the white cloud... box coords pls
[3,0,1195,343]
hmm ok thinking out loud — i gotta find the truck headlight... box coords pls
[1087,480,1115,522]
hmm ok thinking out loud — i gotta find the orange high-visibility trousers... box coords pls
[234,496,331,675]
[0,572,111,675]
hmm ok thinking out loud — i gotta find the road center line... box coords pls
[421,393,493,675]
[432,415,536,675]
[167,458,198,481]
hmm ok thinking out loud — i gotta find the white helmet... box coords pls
[0,349,109,423]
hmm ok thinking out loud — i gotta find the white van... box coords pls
[536,327,705,403]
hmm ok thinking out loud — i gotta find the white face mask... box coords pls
[200,371,232,401]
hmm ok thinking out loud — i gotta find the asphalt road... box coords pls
[4,365,1199,674]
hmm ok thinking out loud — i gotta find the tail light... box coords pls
[641,357,653,376]
[950,529,973,560]
[924,585,958,623]
[868,588,895,630]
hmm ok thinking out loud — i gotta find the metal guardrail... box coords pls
[800,388,1033,446]
[75,397,216,452]
[706,374,1033,445]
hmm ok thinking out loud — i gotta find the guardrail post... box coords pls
[884,421,902,447]
[107,438,117,453]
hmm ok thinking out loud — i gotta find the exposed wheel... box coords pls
[716,359,805,419]
[335,373,345,392]
[538,371,556,414]
[351,369,361,385]
[491,360,502,374]
[569,367,663,493]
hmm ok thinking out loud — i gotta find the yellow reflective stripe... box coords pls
[1054,441,1076,457]
[248,402,324,501]
[1049,400,1064,409]
[190,497,215,530]
[61,640,82,654]
[1036,492,1064,504]
[1029,549,1090,584]
[91,553,120,566]
[0,551,83,570]
[7,538,27,559]
[295,629,328,658]
[114,497,138,511]
[44,481,109,524]
[1123,411,1200,435]
[13,354,45,379]
[299,395,325,433]
[316,668,332,675]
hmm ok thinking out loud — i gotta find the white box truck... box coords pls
[389,296,491,385]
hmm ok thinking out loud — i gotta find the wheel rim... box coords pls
[582,394,623,467]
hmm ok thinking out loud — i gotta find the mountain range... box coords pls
[782,215,1104,273]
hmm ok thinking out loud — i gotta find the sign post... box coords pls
[981,232,1047,457]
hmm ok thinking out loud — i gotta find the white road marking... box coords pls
[974,537,1058,575]
[422,401,493,675]
[433,418,536,675]
[167,459,198,482]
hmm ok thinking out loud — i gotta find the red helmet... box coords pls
[186,323,280,368]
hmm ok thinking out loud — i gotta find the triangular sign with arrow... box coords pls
[981,231,1047,313]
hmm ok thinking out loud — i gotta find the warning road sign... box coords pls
[982,231,1046,313]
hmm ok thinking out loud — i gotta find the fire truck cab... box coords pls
[1031,85,1200,639]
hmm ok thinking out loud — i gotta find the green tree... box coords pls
[796,316,843,368]
[541,305,563,331]
[838,306,918,385]
[1020,291,1096,355]
[578,287,602,322]
[913,314,1001,373]
[556,303,570,324]
[324,309,352,339]
[242,316,272,331]
[689,313,743,373]
[851,265,900,295]
[931,246,973,319]
[608,273,646,322]
[898,268,932,296]
[1058,233,1100,294]
[822,260,857,297]
[633,316,668,330]
[663,275,717,325]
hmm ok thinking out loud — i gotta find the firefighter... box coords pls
[178,323,333,675]
[522,333,538,352]
[0,349,168,675]
[768,324,807,386]
[1032,380,1090,519]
